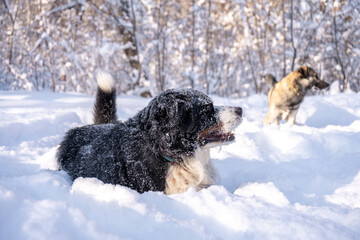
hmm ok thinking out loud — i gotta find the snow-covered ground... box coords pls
[1,89,360,240]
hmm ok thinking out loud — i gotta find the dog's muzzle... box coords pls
[313,80,329,90]
[199,106,242,146]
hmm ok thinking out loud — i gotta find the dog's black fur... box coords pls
[57,76,242,193]
[93,83,117,124]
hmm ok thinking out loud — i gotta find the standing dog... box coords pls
[57,72,242,194]
[264,66,329,125]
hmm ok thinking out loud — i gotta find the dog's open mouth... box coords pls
[199,126,235,146]
[203,132,235,144]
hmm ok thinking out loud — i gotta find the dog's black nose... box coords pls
[234,107,242,117]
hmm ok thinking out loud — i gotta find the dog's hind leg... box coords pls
[93,71,117,124]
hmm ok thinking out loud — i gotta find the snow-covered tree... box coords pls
[1,0,359,96]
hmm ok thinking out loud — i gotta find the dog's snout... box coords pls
[234,107,242,117]
[314,80,330,90]
[215,106,243,119]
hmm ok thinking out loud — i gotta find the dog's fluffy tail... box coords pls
[264,74,277,87]
[93,71,117,124]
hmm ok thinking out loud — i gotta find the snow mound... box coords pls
[325,170,360,209]
[234,182,290,207]
[71,177,147,214]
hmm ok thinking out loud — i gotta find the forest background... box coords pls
[1,0,359,97]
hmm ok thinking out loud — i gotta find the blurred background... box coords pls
[0,0,359,97]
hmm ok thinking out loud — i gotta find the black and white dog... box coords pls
[57,72,242,194]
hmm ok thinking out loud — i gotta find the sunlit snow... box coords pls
[1,90,360,239]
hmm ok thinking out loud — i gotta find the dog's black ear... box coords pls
[178,103,196,134]
[297,66,308,77]
[154,105,169,124]
[307,67,317,77]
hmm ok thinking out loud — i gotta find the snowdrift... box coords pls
[1,91,360,239]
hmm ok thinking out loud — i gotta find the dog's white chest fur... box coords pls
[164,148,216,194]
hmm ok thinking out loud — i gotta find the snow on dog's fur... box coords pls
[57,73,242,194]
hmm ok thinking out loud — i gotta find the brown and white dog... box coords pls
[264,66,329,125]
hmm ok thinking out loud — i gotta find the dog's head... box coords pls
[137,89,242,161]
[297,66,329,90]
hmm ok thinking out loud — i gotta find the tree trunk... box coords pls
[204,0,211,94]
[332,0,346,91]
[246,45,258,93]
[282,1,287,77]
[128,0,141,88]
[189,0,196,89]
[3,0,19,64]
[154,2,167,92]
[290,0,297,71]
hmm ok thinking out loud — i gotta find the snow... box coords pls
[1,90,360,239]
